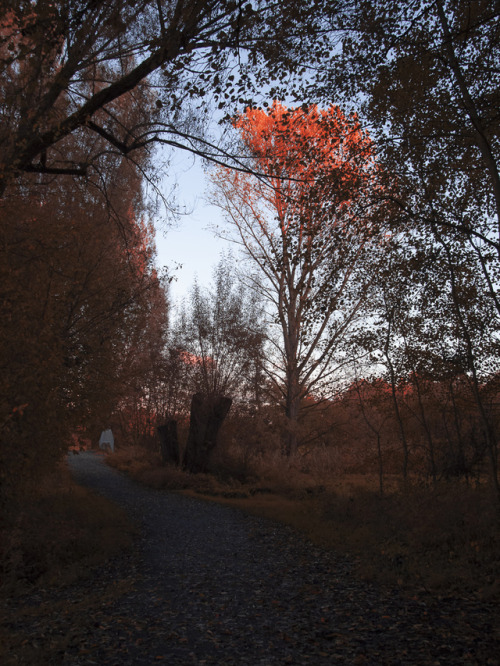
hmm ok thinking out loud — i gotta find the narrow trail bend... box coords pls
[7,452,498,664]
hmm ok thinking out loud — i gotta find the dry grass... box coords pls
[0,460,136,596]
[0,459,137,664]
[107,446,224,493]
[109,445,500,600]
[314,481,499,599]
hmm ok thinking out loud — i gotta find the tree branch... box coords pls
[24,164,88,176]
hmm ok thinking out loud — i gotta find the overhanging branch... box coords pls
[87,121,147,155]
[24,163,88,176]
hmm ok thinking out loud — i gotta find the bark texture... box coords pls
[157,420,180,466]
[183,393,232,473]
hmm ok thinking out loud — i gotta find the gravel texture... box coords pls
[3,451,498,665]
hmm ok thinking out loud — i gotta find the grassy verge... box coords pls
[0,459,136,595]
[0,459,137,664]
[107,445,499,601]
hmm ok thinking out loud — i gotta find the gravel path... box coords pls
[4,452,498,665]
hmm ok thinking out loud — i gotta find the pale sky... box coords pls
[152,152,233,304]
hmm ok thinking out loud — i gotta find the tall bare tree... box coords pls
[211,102,389,454]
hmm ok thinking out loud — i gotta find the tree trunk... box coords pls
[183,393,232,473]
[411,371,437,484]
[387,360,409,484]
[383,318,409,485]
[285,382,301,457]
[157,420,180,466]
[376,432,384,497]
[355,381,385,496]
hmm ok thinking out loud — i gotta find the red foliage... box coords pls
[234,101,378,232]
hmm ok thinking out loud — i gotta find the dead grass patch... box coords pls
[0,460,136,596]
[107,446,246,494]
[315,482,499,597]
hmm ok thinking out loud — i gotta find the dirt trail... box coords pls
[4,452,497,665]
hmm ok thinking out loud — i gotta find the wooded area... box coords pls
[1,0,499,590]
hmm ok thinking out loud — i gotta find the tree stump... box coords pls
[157,420,180,466]
[183,393,232,473]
